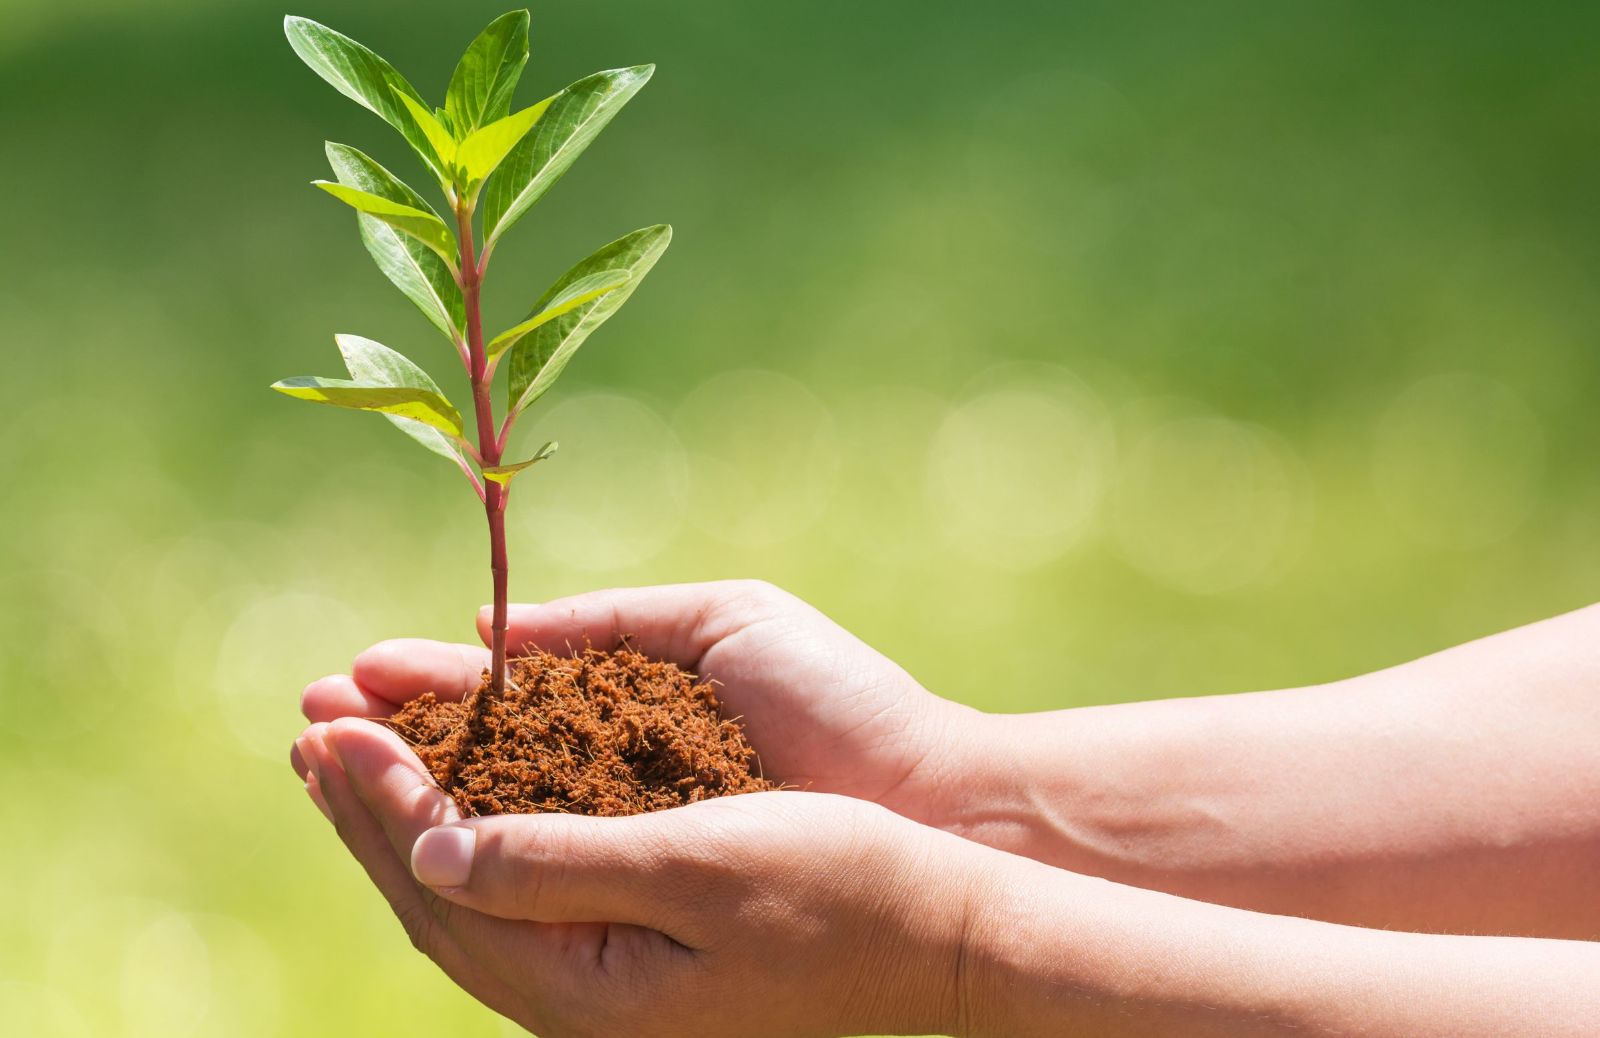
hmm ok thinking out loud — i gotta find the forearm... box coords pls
[935,603,1600,936]
[956,849,1600,1038]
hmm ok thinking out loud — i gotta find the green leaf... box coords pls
[334,335,468,464]
[482,441,557,486]
[271,334,465,439]
[321,334,467,463]
[284,16,447,180]
[392,90,459,169]
[483,65,654,248]
[445,10,530,134]
[486,269,630,362]
[312,181,456,264]
[325,143,465,341]
[507,225,671,415]
[271,377,464,437]
[457,98,553,189]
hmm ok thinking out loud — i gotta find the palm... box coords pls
[692,603,949,813]
[299,582,963,824]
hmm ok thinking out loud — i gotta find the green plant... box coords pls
[273,11,670,695]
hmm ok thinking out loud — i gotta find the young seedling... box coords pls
[273,11,670,696]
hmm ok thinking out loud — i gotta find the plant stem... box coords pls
[455,197,509,696]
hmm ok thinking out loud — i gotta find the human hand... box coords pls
[298,580,983,830]
[294,717,972,1038]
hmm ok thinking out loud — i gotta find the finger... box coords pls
[322,717,461,850]
[479,581,788,670]
[291,723,330,781]
[304,770,333,823]
[352,639,490,705]
[321,718,615,996]
[410,810,694,932]
[301,674,393,722]
[299,725,529,1021]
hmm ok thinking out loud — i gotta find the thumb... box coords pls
[409,811,684,928]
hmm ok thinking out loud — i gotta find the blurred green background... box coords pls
[4,0,1599,1033]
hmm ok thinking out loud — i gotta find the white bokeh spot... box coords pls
[514,393,689,571]
[214,591,362,760]
[119,912,210,1037]
[925,366,1114,569]
[1114,415,1309,594]
[1372,373,1545,549]
[674,370,839,547]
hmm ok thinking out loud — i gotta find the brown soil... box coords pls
[384,645,776,817]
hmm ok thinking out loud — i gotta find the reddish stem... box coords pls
[455,199,509,695]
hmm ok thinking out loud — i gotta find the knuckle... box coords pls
[420,886,458,933]
[732,578,787,606]
[712,579,798,629]
[503,824,567,918]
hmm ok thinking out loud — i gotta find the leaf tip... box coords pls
[283,14,316,43]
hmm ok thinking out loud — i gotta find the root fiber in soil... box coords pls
[385,645,775,817]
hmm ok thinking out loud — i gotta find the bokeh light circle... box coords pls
[1371,373,1545,549]
[214,591,362,760]
[119,912,211,1037]
[0,567,131,741]
[513,393,689,571]
[674,370,839,547]
[0,981,91,1036]
[1114,415,1309,594]
[828,386,950,564]
[925,366,1114,569]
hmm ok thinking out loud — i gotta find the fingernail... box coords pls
[412,825,476,889]
[294,734,321,781]
[304,774,334,824]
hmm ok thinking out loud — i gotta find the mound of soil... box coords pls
[385,645,775,817]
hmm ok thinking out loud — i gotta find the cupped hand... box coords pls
[298,580,981,828]
[294,717,972,1038]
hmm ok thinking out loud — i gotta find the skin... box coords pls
[293,581,1600,1036]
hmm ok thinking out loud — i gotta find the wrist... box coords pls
[839,819,991,1037]
[940,836,1059,1038]
[925,709,1058,854]
[929,705,1158,881]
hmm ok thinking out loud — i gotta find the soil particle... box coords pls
[385,645,775,817]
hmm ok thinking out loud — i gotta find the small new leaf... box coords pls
[482,441,557,486]
[484,65,654,248]
[393,90,460,173]
[507,225,671,415]
[445,10,530,134]
[325,143,465,340]
[284,16,448,181]
[312,181,457,265]
[457,98,554,189]
[485,269,630,362]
